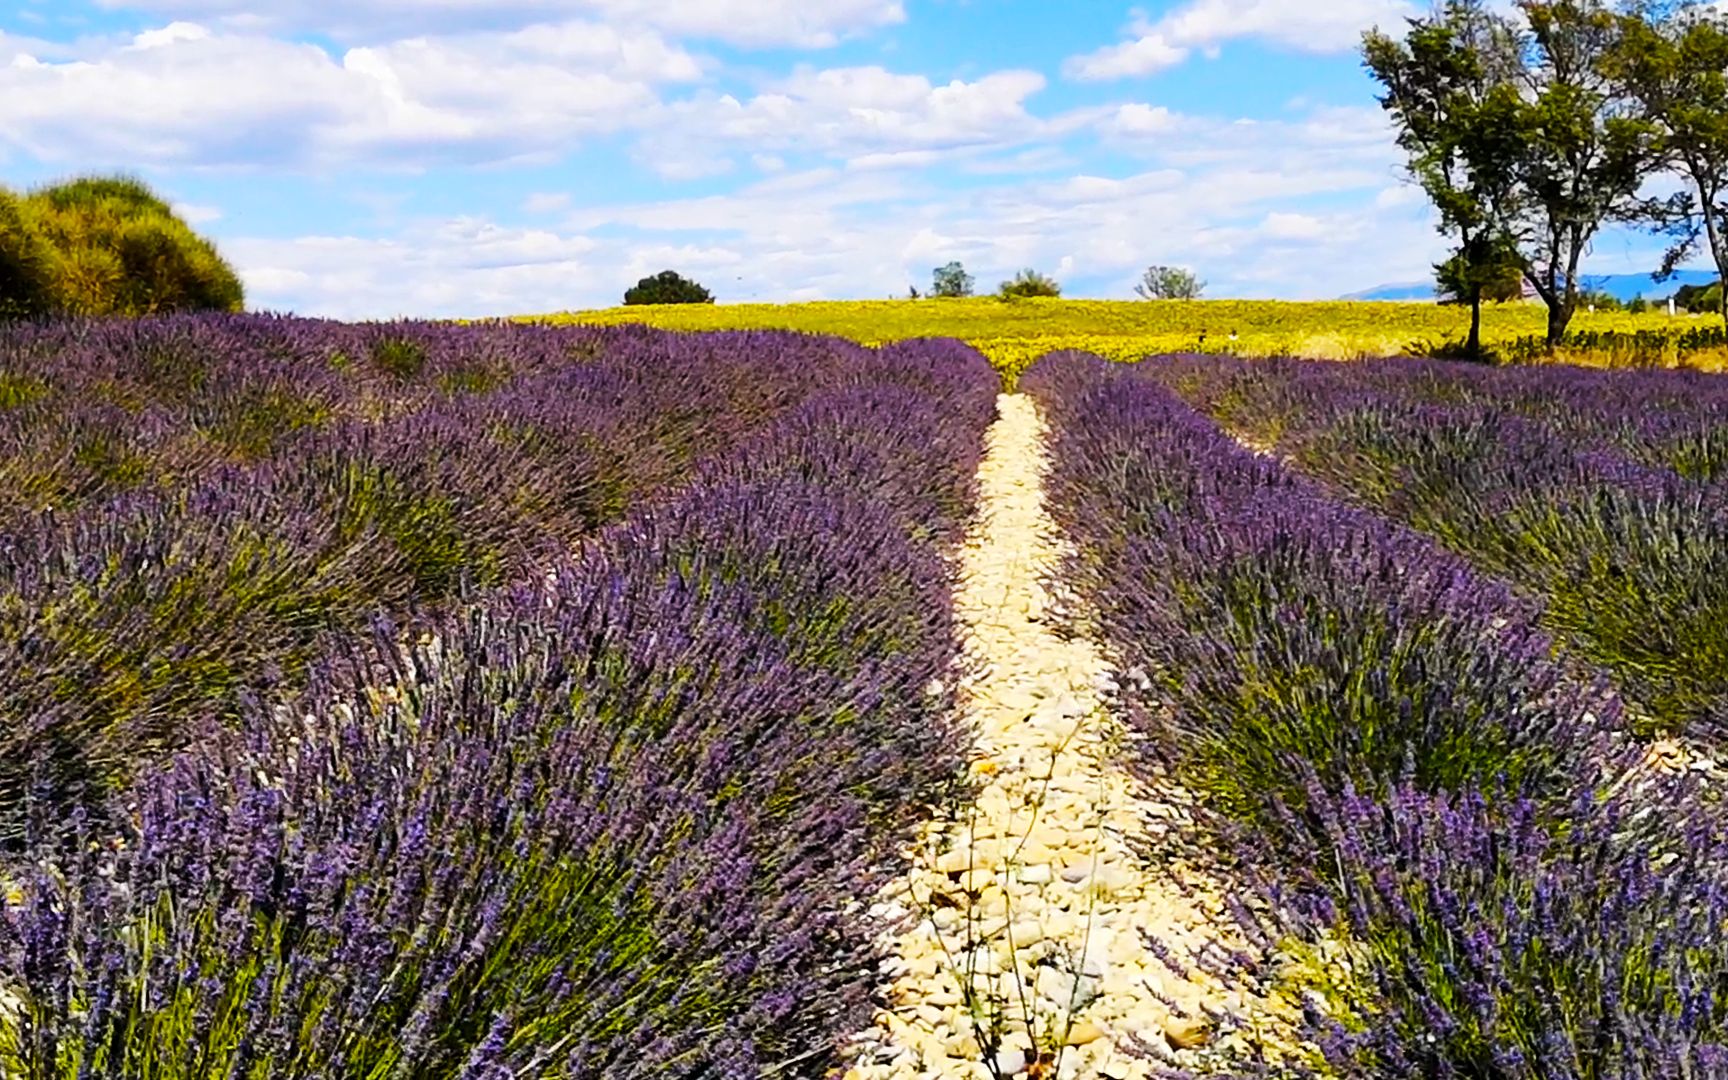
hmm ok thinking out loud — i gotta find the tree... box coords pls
[1135,265,1205,300]
[1610,3,1728,326]
[1365,1,1528,360]
[1369,1,1665,351]
[996,269,1061,299]
[623,270,713,305]
[931,261,974,298]
[1508,0,1664,346]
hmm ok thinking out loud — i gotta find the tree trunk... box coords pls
[1546,299,1571,349]
[1554,238,1586,350]
[1702,197,1728,330]
[1468,284,1484,361]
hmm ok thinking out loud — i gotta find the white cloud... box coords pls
[128,20,212,49]
[229,217,601,318]
[1100,103,1401,182]
[1106,103,1183,137]
[522,192,572,214]
[0,21,698,167]
[636,66,1052,175]
[172,202,224,223]
[93,0,905,48]
[1066,0,1415,80]
[1258,211,1328,242]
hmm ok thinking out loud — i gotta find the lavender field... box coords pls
[2,318,1726,1079]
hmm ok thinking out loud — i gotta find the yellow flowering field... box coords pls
[533,297,1716,377]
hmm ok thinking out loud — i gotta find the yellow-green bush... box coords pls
[0,175,244,319]
[0,189,57,321]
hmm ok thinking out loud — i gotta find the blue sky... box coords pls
[0,0,1677,317]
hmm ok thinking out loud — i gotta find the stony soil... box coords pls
[844,394,1249,1080]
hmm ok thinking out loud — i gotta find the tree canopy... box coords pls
[1135,265,1205,300]
[622,270,714,306]
[931,261,974,298]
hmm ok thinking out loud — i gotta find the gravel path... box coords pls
[845,394,1242,1080]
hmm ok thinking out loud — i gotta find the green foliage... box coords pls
[622,270,713,306]
[1675,280,1722,312]
[1611,5,1728,324]
[368,336,428,379]
[0,174,244,320]
[931,261,974,298]
[0,190,58,321]
[1436,245,1525,305]
[996,268,1061,300]
[201,385,330,459]
[1134,265,1205,300]
[1628,293,1650,313]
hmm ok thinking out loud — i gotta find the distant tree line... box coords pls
[0,175,244,321]
[913,261,1208,301]
[1366,0,1728,358]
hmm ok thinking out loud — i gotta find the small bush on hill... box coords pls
[0,174,245,320]
[623,270,714,305]
[996,268,1061,299]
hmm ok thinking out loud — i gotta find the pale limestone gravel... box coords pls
[844,394,1248,1080]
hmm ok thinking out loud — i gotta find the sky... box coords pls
[0,0,1683,318]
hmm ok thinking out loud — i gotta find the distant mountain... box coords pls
[1342,281,1437,301]
[1343,269,1720,304]
[1577,270,1718,303]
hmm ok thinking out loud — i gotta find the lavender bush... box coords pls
[1023,352,1622,838]
[1143,354,1728,743]
[2,340,998,1076]
[0,316,918,840]
[1268,776,1728,1077]
[1025,352,1728,1075]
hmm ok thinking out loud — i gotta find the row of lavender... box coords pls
[0,317,923,841]
[1023,353,1728,1077]
[3,329,998,1075]
[1151,355,1728,745]
[0,316,648,525]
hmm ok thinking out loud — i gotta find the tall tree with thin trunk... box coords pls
[1611,2,1728,327]
[1365,1,1526,361]
[1509,0,1663,346]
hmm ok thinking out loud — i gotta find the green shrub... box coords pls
[0,174,244,319]
[996,268,1061,299]
[0,190,59,321]
[368,336,428,379]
